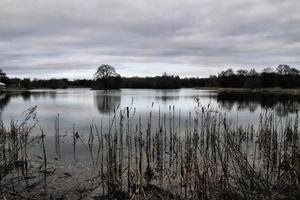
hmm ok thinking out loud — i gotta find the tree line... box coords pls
[1,64,300,90]
[206,64,300,88]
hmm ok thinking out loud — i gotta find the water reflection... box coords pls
[155,89,215,104]
[31,91,57,100]
[1,89,300,122]
[155,95,180,102]
[94,91,121,114]
[21,91,31,101]
[215,91,300,116]
[0,94,11,110]
[0,91,57,110]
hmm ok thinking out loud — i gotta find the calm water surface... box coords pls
[1,88,299,136]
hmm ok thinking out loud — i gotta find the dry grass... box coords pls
[0,105,300,199]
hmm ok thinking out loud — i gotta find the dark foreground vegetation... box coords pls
[1,64,300,90]
[1,105,300,199]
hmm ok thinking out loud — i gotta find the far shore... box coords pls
[0,88,29,93]
[196,87,300,95]
[1,87,300,96]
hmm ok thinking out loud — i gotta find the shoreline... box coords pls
[0,88,30,94]
[196,87,300,95]
[1,87,300,95]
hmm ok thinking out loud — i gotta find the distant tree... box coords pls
[276,64,291,75]
[236,69,248,76]
[262,67,274,73]
[289,67,299,75]
[162,72,168,77]
[207,75,218,87]
[218,68,234,77]
[21,78,31,89]
[0,69,6,79]
[0,69,9,84]
[248,69,258,76]
[94,64,121,90]
[95,64,119,80]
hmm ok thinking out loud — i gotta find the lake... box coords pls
[1,88,300,199]
[1,88,299,137]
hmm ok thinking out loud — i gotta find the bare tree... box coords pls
[218,68,234,77]
[94,64,119,80]
[236,69,248,76]
[94,65,120,90]
[289,67,299,75]
[262,67,274,73]
[0,69,8,83]
[0,69,7,79]
[248,69,258,76]
[276,64,291,75]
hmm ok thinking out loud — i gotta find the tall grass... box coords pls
[0,107,38,193]
[1,105,300,199]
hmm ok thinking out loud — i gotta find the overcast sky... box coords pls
[0,0,300,79]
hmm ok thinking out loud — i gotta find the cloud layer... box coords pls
[1,0,300,78]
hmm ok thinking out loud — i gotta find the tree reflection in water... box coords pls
[215,91,300,116]
[0,91,57,111]
[0,94,11,110]
[94,90,121,114]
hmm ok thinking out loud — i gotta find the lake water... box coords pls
[2,88,300,195]
[1,88,299,137]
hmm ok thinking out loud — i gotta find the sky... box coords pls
[0,0,300,79]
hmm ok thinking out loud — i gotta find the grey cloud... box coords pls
[0,0,300,78]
